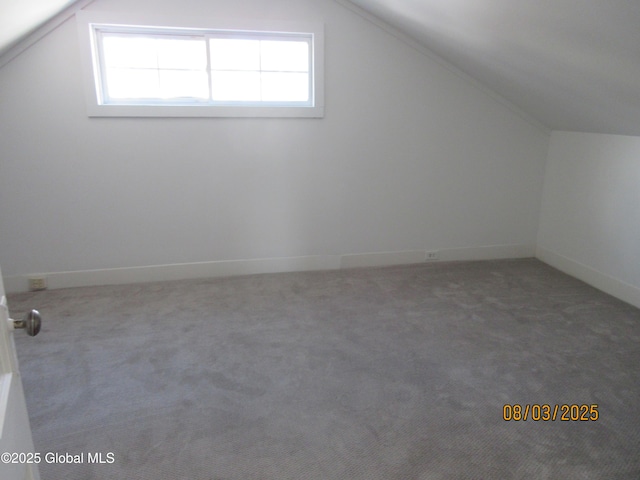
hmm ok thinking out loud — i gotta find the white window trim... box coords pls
[76,11,325,118]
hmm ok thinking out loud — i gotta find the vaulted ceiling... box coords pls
[1,0,640,136]
[0,0,78,55]
[348,0,640,136]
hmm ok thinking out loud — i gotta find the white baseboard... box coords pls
[4,244,534,293]
[340,244,534,269]
[438,244,535,261]
[4,256,341,293]
[536,247,640,309]
[339,250,426,269]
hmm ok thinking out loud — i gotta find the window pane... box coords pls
[261,72,309,102]
[105,69,160,99]
[91,24,319,112]
[102,36,158,69]
[260,40,309,72]
[159,70,209,99]
[210,39,260,71]
[157,38,207,70]
[211,71,261,101]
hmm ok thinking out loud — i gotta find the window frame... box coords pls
[77,12,324,118]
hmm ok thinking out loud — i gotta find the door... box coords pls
[0,266,41,480]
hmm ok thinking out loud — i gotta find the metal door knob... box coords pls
[12,310,42,336]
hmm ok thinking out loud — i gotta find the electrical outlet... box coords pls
[28,277,47,291]
[425,251,439,262]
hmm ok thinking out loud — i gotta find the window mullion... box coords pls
[258,39,263,102]
[154,37,162,99]
[205,35,213,103]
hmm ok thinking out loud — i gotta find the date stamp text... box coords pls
[503,404,599,421]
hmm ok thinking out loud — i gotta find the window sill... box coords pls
[86,103,324,118]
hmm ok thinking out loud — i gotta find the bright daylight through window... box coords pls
[100,32,311,105]
[78,16,324,117]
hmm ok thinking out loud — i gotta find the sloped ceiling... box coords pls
[348,0,640,136]
[0,0,79,55]
[1,0,640,136]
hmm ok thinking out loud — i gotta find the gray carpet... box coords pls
[8,258,640,479]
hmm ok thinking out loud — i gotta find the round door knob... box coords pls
[13,310,42,336]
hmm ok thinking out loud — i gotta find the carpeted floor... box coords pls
[8,258,640,479]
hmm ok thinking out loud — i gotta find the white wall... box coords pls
[0,0,550,291]
[537,131,640,308]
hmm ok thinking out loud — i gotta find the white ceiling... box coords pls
[0,0,78,55]
[1,0,640,135]
[349,0,640,135]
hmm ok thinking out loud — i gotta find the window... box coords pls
[77,13,324,117]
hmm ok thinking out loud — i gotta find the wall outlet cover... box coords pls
[28,277,47,291]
